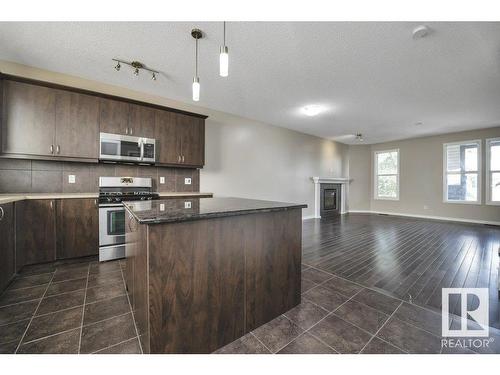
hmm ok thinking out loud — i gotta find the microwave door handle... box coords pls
[140,139,144,161]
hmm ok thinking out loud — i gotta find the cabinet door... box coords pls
[0,203,15,292]
[55,90,99,159]
[155,110,180,164]
[99,98,130,135]
[2,80,56,156]
[16,200,56,267]
[129,104,155,138]
[178,114,204,167]
[57,199,99,259]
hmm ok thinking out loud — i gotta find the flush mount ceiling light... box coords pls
[219,22,229,77]
[191,28,203,102]
[112,59,159,81]
[301,105,325,117]
[412,25,431,39]
[355,133,364,142]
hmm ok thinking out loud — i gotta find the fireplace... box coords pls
[320,183,341,217]
[311,177,350,218]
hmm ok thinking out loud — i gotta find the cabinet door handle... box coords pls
[125,127,129,135]
[0,206,4,221]
[56,145,60,154]
[182,155,185,163]
[50,145,54,154]
[129,127,133,135]
[49,200,54,210]
[94,199,98,207]
[178,155,181,162]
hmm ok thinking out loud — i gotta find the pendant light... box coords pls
[191,29,202,102]
[219,22,229,77]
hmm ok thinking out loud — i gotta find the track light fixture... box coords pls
[191,28,203,102]
[112,59,159,81]
[356,133,364,142]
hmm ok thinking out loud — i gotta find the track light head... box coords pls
[134,68,139,76]
[114,62,121,71]
[151,72,156,81]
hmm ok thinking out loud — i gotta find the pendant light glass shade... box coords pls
[219,22,229,77]
[219,46,229,77]
[192,77,200,102]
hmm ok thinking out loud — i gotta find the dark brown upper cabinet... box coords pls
[1,75,207,165]
[155,111,205,167]
[56,198,99,259]
[55,90,99,159]
[155,110,179,165]
[99,97,130,135]
[129,104,156,138]
[2,80,56,156]
[16,199,57,268]
[178,114,204,167]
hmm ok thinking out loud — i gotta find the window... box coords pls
[486,138,500,205]
[374,149,399,200]
[443,140,481,204]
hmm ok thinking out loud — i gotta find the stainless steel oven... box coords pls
[98,177,157,262]
[99,132,156,164]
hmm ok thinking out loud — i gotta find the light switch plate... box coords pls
[160,176,165,184]
[184,201,192,209]
[184,177,192,185]
[68,175,76,184]
[160,203,165,211]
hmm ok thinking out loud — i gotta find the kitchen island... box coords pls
[123,197,306,354]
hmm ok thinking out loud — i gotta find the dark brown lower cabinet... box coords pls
[16,200,57,269]
[56,198,99,259]
[0,203,15,292]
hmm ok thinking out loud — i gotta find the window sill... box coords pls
[443,200,481,205]
[374,197,399,201]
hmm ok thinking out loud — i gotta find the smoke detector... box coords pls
[412,25,431,39]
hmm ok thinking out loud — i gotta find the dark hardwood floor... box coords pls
[302,214,500,329]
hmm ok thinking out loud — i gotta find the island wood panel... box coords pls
[244,209,302,331]
[56,199,99,259]
[146,215,247,353]
[55,90,99,159]
[15,200,57,268]
[0,203,15,292]
[133,218,150,353]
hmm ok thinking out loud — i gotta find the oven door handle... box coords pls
[139,138,144,161]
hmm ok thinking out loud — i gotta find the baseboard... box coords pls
[347,210,500,226]
[301,215,316,221]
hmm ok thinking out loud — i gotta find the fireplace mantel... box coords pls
[311,177,351,218]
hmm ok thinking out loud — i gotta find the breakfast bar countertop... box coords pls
[123,196,307,224]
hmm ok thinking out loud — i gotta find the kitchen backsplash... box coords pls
[0,158,200,194]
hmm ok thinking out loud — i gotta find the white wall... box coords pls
[0,61,349,218]
[202,114,348,217]
[349,127,500,223]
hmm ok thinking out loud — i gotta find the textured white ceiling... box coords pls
[0,22,499,144]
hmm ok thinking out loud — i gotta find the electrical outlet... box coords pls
[184,201,192,209]
[68,175,76,184]
[184,177,192,185]
[160,203,165,211]
[160,176,165,184]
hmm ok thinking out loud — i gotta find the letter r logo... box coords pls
[442,288,489,337]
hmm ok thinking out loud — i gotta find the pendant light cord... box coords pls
[195,37,198,78]
[223,21,226,46]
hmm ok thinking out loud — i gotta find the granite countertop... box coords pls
[0,192,213,205]
[123,197,307,224]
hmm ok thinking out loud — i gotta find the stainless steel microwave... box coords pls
[99,132,156,164]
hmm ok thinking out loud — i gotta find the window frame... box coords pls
[373,148,400,201]
[442,139,482,205]
[486,137,500,206]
